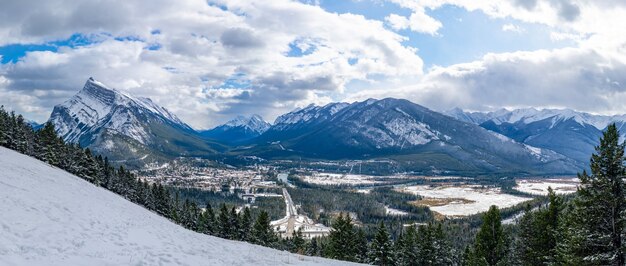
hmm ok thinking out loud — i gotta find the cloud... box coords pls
[502,23,525,33]
[385,7,442,35]
[347,47,626,115]
[0,0,423,128]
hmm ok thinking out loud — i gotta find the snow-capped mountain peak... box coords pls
[49,78,192,147]
[448,107,626,130]
[224,114,271,133]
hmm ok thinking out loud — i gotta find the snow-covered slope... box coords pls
[200,115,271,143]
[0,147,354,266]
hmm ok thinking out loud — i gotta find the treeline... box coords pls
[6,104,626,265]
[0,107,284,250]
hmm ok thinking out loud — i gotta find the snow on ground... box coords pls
[302,173,380,186]
[385,206,409,216]
[0,147,356,266]
[398,185,531,217]
[514,178,579,195]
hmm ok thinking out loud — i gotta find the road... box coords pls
[281,188,298,237]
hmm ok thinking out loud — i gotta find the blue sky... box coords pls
[0,0,624,128]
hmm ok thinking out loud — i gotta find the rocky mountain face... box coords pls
[445,108,626,164]
[248,98,581,175]
[199,115,270,144]
[48,78,222,163]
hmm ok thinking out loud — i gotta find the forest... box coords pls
[2,106,626,265]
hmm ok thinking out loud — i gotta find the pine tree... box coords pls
[291,228,305,254]
[307,237,320,256]
[218,203,231,239]
[239,207,252,241]
[432,223,453,265]
[252,210,277,247]
[229,206,240,240]
[204,202,216,235]
[558,124,626,265]
[397,225,418,266]
[368,221,395,266]
[326,213,357,261]
[355,228,369,263]
[474,205,506,266]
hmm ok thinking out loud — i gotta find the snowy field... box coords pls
[514,178,579,195]
[385,206,409,216]
[0,147,356,266]
[301,172,381,186]
[398,185,531,217]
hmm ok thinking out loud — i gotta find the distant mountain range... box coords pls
[44,77,626,175]
[444,108,626,164]
[199,115,270,144]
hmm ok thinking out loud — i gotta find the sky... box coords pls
[0,0,625,129]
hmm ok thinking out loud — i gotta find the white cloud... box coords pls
[347,47,626,115]
[502,23,524,33]
[0,0,423,128]
[385,7,442,35]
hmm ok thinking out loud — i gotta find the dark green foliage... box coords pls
[252,210,278,247]
[517,188,562,265]
[557,124,626,265]
[473,205,506,266]
[326,213,358,261]
[218,203,232,239]
[368,221,395,266]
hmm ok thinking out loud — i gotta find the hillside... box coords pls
[247,98,581,175]
[0,147,354,266]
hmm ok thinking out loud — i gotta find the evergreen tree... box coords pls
[204,202,216,234]
[518,188,562,265]
[558,124,626,265]
[229,206,240,240]
[252,210,277,247]
[291,228,305,254]
[432,223,453,265]
[397,225,418,266]
[239,207,252,241]
[355,228,369,263]
[325,213,357,261]
[306,237,320,256]
[218,203,231,239]
[474,205,506,266]
[368,221,395,266]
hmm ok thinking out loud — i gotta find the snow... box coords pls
[398,185,531,217]
[382,118,439,146]
[50,78,191,144]
[273,102,347,126]
[514,178,579,195]
[467,107,626,130]
[0,147,354,266]
[302,173,380,186]
[223,114,271,133]
[385,206,409,216]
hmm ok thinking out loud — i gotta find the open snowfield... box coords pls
[398,185,531,217]
[0,147,356,266]
[514,178,579,195]
[302,172,381,186]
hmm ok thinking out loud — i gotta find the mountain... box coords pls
[245,98,581,175]
[0,147,350,265]
[200,114,270,144]
[48,78,223,163]
[446,108,626,164]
